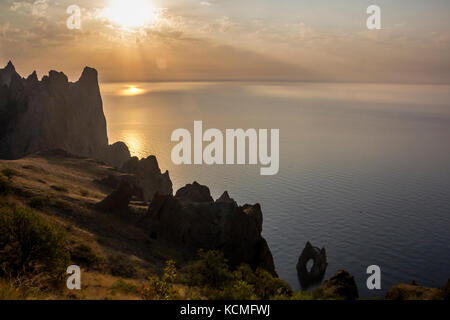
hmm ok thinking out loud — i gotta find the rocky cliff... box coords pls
[121,156,172,201]
[140,181,276,275]
[0,61,128,167]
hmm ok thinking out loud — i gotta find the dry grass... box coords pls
[0,153,193,300]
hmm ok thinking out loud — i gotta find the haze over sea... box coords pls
[101,82,450,297]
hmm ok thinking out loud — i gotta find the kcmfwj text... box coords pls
[171,121,279,176]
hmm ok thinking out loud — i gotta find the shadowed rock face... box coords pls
[321,270,359,300]
[0,62,129,168]
[141,182,276,275]
[0,62,105,159]
[175,181,214,203]
[104,141,131,169]
[95,175,145,213]
[95,179,140,212]
[121,156,173,201]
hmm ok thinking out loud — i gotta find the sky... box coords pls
[0,0,449,83]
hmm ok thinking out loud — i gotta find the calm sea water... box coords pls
[101,82,450,297]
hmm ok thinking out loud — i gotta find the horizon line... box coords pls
[99,79,450,86]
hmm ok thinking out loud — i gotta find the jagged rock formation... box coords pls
[0,61,127,168]
[121,156,172,201]
[95,179,142,212]
[320,270,359,300]
[296,241,328,288]
[175,181,214,203]
[140,181,276,275]
[0,61,17,87]
[216,191,237,206]
[104,142,131,169]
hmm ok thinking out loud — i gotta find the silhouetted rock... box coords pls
[121,156,172,201]
[104,141,131,169]
[296,241,327,288]
[175,181,214,203]
[215,191,237,205]
[0,62,130,168]
[141,182,276,275]
[443,279,450,301]
[25,71,39,87]
[0,61,16,87]
[95,179,142,212]
[321,270,359,300]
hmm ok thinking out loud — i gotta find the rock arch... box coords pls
[296,241,328,288]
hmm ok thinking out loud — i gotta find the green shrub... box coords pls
[311,287,342,300]
[185,250,291,300]
[70,243,102,268]
[0,205,69,279]
[272,288,341,300]
[187,250,232,288]
[109,255,137,278]
[212,280,257,300]
[0,175,11,195]
[110,278,138,295]
[28,196,48,210]
[1,168,18,179]
[272,291,314,300]
[140,260,178,300]
[233,265,292,299]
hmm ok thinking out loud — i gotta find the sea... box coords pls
[101,81,450,297]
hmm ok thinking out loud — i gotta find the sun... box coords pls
[121,85,144,96]
[105,0,158,28]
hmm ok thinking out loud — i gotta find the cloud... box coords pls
[9,0,48,17]
[32,0,48,17]
[1,0,450,83]
[10,1,30,12]
[216,16,234,33]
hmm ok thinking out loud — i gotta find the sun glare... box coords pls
[105,0,157,28]
[122,85,144,96]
